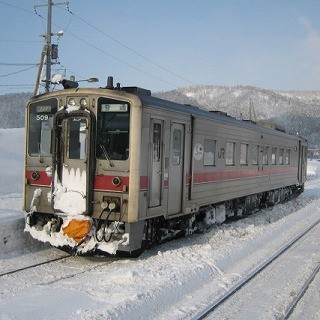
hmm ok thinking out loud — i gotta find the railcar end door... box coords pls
[168,123,185,215]
[52,112,93,216]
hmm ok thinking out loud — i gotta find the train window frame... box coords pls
[262,146,269,165]
[225,142,235,166]
[252,144,259,165]
[271,147,277,165]
[240,143,248,165]
[286,149,291,165]
[27,98,58,157]
[204,139,216,166]
[153,123,162,162]
[66,118,87,160]
[279,148,284,165]
[172,128,182,166]
[96,97,130,161]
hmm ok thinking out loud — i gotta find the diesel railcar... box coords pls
[24,78,307,255]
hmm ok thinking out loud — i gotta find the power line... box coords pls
[48,5,189,87]
[65,9,194,86]
[0,0,190,89]
[0,84,34,87]
[0,63,38,66]
[0,39,42,43]
[0,1,34,14]
[59,63,85,81]
[59,28,176,87]
[0,65,38,78]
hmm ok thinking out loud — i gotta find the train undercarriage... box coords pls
[25,184,304,257]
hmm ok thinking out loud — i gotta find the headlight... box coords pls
[68,98,76,106]
[80,98,87,107]
[31,171,40,181]
[112,177,122,186]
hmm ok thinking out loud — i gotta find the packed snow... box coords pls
[0,128,320,319]
[52,167,87,215]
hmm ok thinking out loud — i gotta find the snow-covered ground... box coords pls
[0,128,320,319]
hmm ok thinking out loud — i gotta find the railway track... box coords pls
[191,217,320,320]
[282,262,320,319]
[0,253,72,278]
[0,251,119,279]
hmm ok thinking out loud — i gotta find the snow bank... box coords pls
[0,216,49,258]
[307,159,320,180]
[0,128,24,195]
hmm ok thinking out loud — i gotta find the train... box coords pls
[23,77,307,256]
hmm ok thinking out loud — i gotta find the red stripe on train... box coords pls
[94,175,130,192]
[25,170,51,187]
[26,166,297,191]
[94,175,148,191]
[192,167,297,184]
[25,170,149,192]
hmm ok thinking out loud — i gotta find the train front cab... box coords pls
[24,90,151,255]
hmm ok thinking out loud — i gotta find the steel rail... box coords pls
[191,217,320,320]
[0,254,72,277]
[282,262,320,319]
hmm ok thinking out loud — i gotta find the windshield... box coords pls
[28,98,58,156]
[96,98,130,161]
[67,118,87,160]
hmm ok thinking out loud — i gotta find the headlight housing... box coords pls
[68,98,76,106]
[80,98,87,107]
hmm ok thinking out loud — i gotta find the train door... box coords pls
[52,111,94,215]
[298,141,307,183]
[149,119,164,208]
[168,122,185,215]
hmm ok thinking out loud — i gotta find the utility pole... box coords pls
[45,0,53,93]
[34,1,69,94]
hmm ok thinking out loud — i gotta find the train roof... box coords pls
[30,85,307,143]
[132,90,306,143]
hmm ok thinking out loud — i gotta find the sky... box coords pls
[1,0,320,95]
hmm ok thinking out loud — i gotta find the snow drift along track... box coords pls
[191,217,320,320]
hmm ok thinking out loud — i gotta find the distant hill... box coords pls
[2,86,320,147]
[154,85,320,120]
[154,85,320,148]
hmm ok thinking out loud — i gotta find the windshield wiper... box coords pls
[100,144,114,167]
[37,139,44,163]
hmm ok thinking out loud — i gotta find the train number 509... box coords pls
[36,115,49,121]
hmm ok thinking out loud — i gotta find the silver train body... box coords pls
[23,83,307,255]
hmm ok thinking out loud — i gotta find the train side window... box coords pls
[172,129,182,165]
[240,143,248,165]
[226,142,235,165]
[286,149,291,165]
[153,123,161,162]
[271,147,277,165]
[252,145,259,165]
[279,148,284,164]
[204,139,216,166]
[262,146,269,165]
